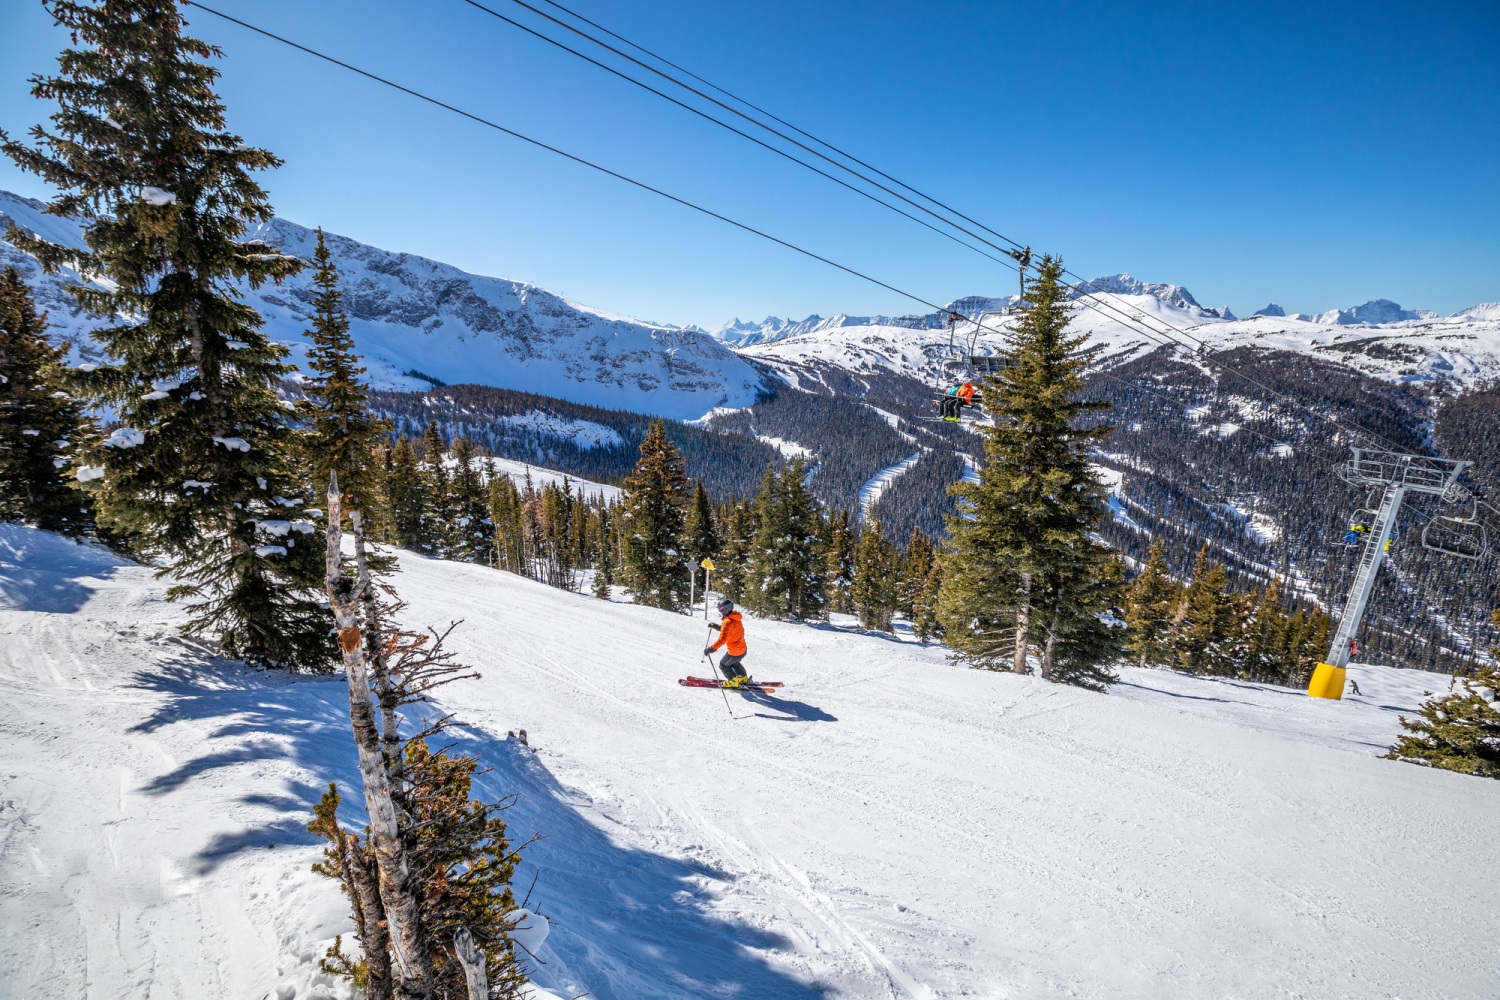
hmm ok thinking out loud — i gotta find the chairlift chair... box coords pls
[1420,504,1488,561]
[1340,496,1380,546]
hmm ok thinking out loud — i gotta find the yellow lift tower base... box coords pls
[1307,662,1347,700]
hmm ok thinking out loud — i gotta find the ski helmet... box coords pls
[717,599,735,615]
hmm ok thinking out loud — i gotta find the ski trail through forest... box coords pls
[3,524,1499,998]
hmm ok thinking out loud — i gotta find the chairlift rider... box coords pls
[940,380,978,422]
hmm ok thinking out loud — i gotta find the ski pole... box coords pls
[704,634,732,716]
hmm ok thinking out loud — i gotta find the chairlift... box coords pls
[1339,494,1380,546]
[1420,503,1488,561]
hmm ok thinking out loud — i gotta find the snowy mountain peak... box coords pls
[1253,303,1287,318]
[1071,273,1203,310]
[1313,298,1437,326]
[1450,302,1500,321]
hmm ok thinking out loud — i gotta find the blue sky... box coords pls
[2,0,1497,327]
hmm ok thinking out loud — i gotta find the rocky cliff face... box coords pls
[0,190,768,421]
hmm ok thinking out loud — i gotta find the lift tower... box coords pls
[1308,449,1471,699]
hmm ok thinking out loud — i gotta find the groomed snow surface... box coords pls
[3,522,1498,999]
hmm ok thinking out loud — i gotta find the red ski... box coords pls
[678,676,783,695]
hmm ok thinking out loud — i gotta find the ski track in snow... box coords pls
[3,522,1499,999]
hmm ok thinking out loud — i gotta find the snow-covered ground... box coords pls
[3,523,1498,999]
[483,456,621,503]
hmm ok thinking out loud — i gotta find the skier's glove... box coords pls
[703,647,715,656]
[707,622,720,631]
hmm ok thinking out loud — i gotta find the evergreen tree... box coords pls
[1123,540,1179,668]
[850,517,898,632]
[823,508,855,615]
[1386,613,1500,778]
[385,436,427,551]
[899,527,934,619]
[0,268,91,532]
[299,228,389,525]
[591,515,615,600]
[937,256,1114,684]
[717,498,755,603]
[1241,580,1289,682]
[418,421,451,556]
[3,1,327,668]
[620,420,691,610]
[912,559,944,642]
[745,461,825,620]
[488,473,527,576]
[446,437,492,564]
[1171,546,1236,675]
[1038,551,1125,690]
[683,479,719,567]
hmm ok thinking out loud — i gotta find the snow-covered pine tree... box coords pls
[1386,611,1500,778]
[299,228,389,529]
[850,517,898,632]
[620,420,691,610]
[2,0,327,669]
[937,255,1114,684]
[447,436,493,565]
[0,267,92,532]
[898,527,934,619]
[683,479,719,569]
[822,508,855,615]
[746,461,825,620]
[1123,539,1179,668]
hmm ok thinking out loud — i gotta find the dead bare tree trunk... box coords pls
[325,475,432,1000]
[1013,572,1032,674]
[452,927,489,1000]
[1040,624,1056,681]
[345,836,394,1000]
[352,513,406,788]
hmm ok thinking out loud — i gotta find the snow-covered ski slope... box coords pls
[0,190,766,421]
[4,522,1498,999]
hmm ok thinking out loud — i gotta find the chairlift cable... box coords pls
[187,2,1500,547]
[470,0,1433,459]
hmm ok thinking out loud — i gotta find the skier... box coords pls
[705,598,750,688]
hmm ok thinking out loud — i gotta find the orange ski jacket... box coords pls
[711,611,747,656]
[957,382,976,403]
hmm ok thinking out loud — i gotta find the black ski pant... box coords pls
[940,395,963,419]
[718,654,747,680]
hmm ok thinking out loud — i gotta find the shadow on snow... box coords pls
[127,659,832,1000]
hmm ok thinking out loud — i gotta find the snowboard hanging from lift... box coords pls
[678,676,783,695]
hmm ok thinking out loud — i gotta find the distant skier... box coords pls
[705,599,750,688]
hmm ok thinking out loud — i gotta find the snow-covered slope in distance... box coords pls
[739,275,1500,388]
[0,190,767,422]
[5,519,1499,999]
